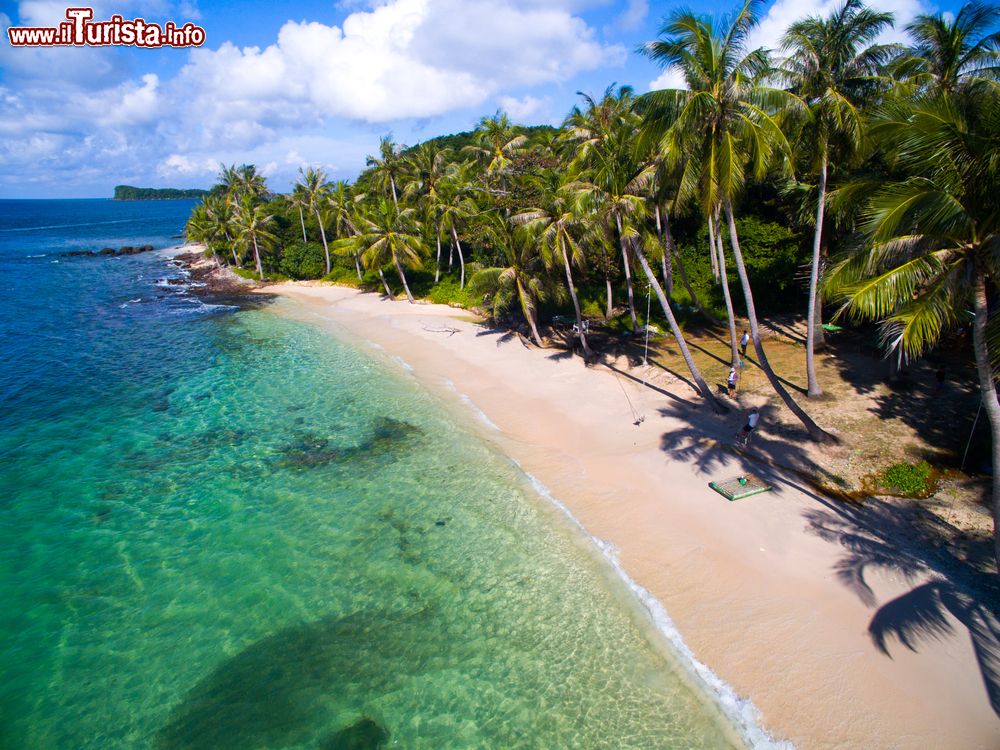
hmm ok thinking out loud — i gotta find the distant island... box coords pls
[114,185,209,200]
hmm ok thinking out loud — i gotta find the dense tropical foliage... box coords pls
[186,0,1000,566]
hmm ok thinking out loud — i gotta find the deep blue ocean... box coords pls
[0,199,741,749]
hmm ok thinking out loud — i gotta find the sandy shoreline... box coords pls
[261,282,998,750]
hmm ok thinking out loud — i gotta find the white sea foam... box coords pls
[444,380,500,430]
[514,463,796,750]
[392,355,414,372]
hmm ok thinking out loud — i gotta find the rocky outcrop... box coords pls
[64,244,155,257]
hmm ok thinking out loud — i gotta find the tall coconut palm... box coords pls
[402,143,453,283]
[350,200,424,303]
[328,180,363,280]
[566,87,645,333]
[289,183,310,244]
[641,0,830,441]
[893,1,1000,96]
[825,90,1000,568]
[780,0,896,397]
[366,136,405,208]
[468,111,527,179]
[469,216,550,347]
[514,175,594,358]
[232,195,277,280]
[298,167,332,275]
[438,164,477,289]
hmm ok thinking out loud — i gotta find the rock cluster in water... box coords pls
[64,245,156,257]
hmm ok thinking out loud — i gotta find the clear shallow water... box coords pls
[0,200,740,749]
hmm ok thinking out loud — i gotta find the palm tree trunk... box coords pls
[654,204,673,295]
[724,199,829,441]
[633,242,725,413]
[561,245,591,357]
[354,253,363,281]
[315,209,331,275]
[708,211,720,281]
[713,214,740,369]
[393,255,414,303]
[298,207,307,243]
[605,273,613,318]
[517,277,543,346]
[450,224,466,289]
[970,269,1000,571]
[434,218,442,283]
[251,235,263,280]
[806,151,827,397]
[614,213,639,332]
[390,176,399,209]
[377,268,392,297]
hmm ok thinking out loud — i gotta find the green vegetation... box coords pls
[114,185,208,200]
[882,461,935,497]
[183,0,1000,567]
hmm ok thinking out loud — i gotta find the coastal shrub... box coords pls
[882,461,934,496]
[322,266,364,287]
[280,242,327,280]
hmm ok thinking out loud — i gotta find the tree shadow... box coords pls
[156,608,445,750]
[603,362,696,408]
[802,499,1000,717]
[654,400,1000,716]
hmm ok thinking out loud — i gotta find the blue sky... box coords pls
[0,0,958,198]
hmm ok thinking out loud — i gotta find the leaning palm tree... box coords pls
[298,167,332,275]
[641,0,830,441]
[780,0,896,397]
[825,90,1000,569]
[349,200,424,303]
[892,1,1000,97]
[469,216,551,347]
[231,195,277,280]
[514,175,594,358]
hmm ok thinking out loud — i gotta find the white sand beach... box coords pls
[264,282,999,750]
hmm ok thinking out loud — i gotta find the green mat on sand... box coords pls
[709,474,773,501]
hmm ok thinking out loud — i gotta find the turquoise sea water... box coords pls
[0,200,741,748]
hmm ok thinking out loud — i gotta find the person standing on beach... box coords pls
[738,407,760,445]
[740,330,750,358]
[727,367,739,398]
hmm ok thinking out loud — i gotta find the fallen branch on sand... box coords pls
[422,325,460,336]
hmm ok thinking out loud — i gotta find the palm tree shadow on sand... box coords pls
[655,401,1000,717]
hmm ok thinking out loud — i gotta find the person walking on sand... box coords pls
[740,330,750,358]
[727,366,739,398]
[737,407,759,446]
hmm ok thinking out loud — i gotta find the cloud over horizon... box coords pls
[0,0,623,196]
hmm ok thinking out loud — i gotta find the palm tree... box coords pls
[327,180,363,281]
[469,216,550,347]
[566,87,644,333]
[298,167,332,275]
[780,0,896,397]
[514,175,594,357]
[893,1,1000,96]
[366,136,405,208]
[402,143,453,283]
[641,0,830,441]
[290,183,310,244]
[825,89,1000,569]
[468,111,527,179]
[438,164,477,289]
[349,200,424,303]
[232,195,277,280]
